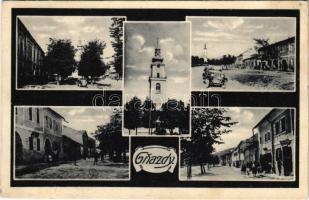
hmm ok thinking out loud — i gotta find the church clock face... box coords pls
[149,39,167,110]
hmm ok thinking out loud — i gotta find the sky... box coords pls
[18,16,123,61]
[211,107,272,152]
[124,22,190,104]
[52,107,118,138]
[188,17,296,59]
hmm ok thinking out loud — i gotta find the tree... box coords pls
[44,38,77,82]
[109,17,125,77]
[124,97,143,135]
[191,56,205,67]
[182,108,237,174]
[253,38,270,51]
[160,99,186,135]
[78,40,107,81]
[95,108,128,162]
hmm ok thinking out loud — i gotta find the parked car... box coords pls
[202,67,227,88]
[77,78,88,87]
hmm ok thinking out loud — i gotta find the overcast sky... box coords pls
[124,22,190,104]
[52,107,117,137]
[18,16,123,61]
[188,17,296,59]
[211,107,272,152]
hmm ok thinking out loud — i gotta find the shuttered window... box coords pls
[37,138,40,151]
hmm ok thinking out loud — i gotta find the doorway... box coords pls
[282,146,293,176]
[15,132,23,165]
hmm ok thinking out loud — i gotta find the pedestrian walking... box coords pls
[184,151,192,179]
[93,150,98,165]
[72,150,78,166]
[252,163,257,177]
[277,159,282,176]
[246,162,251,176]
[241,164,246,175]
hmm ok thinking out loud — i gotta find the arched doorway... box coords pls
[283,146,293,176]
[15,132,23,165]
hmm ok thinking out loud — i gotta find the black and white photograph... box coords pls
[14,106,129,180]
[188,17,296,91]
[180,107,295,181]
[16,16,125,90]
[123,22,190,136]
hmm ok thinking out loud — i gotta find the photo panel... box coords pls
[180,107,296,182]
[187,16,296,92]
[16,16,126,91]
[123,22,191,137]
[13,106,130,181]
[8,7,302,190]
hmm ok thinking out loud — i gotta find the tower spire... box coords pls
[154,37,161,57]
[156,38,160,49]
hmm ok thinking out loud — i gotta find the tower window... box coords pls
[157,64,160,68]
[36,108,40,124]
[156,83,161,94]
[157,73,160,78]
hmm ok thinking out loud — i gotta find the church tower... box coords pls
[203,43,208,63]
[149,38,167,109]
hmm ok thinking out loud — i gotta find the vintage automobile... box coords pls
[76,78,88,87]
[202,67,228,88]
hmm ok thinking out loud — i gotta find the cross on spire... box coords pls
[156,38,160,49]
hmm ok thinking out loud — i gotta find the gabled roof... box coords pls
[46,108,66,121]
[62,125,87,145]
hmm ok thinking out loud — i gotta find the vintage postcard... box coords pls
[1,1,308,199]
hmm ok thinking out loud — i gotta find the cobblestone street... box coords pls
[17,159,129,179]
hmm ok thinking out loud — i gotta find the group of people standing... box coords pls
[241,161,260,177]
[240,159,283,177]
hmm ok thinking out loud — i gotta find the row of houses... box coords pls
[217,108,295,177]
[234,37,295,72]
[15,107,96,165]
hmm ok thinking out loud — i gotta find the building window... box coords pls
[157,73,160,78]
[276,148,282,161]
[29,108,32,121]
[36,108,40,123]
[156,83,161,94]
[45,116,48,128]
[157,64,160,68]
[29,137,33,150]
[265,132,271,142]
[280,117,286,132]
[37,138,40,151]
[275,122,280,135]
